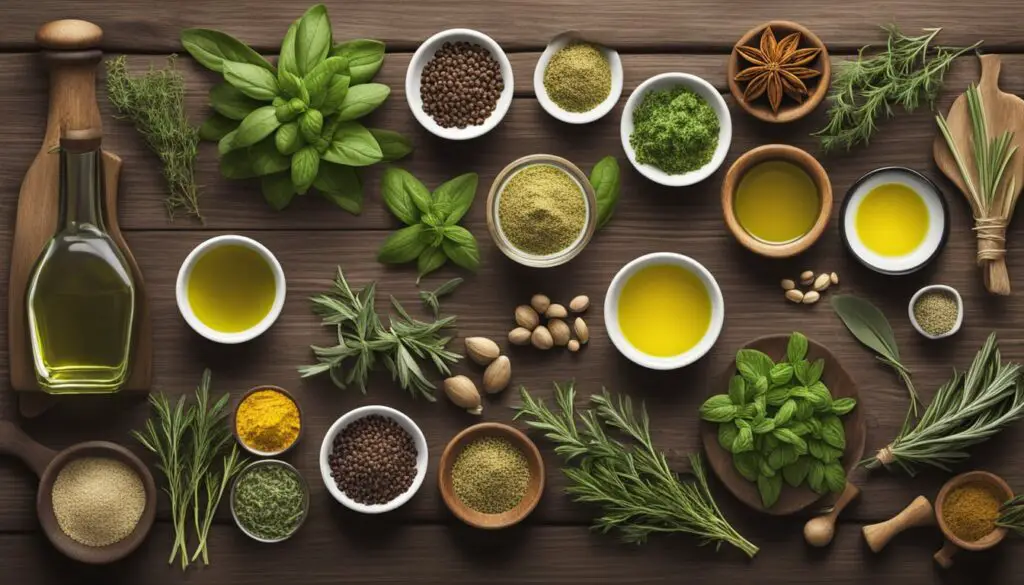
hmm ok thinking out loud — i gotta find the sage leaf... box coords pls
[831,295,900,360]
[718,421,739,452]
[823,462,846,493]
[199,114,238,141]
[441,226,480,271]
[589,156,620,229]
[381,167,429,225]
[304,57,348,106]
[261,172,295,210]
[291,146,320,194]
[369,129,412,162]
[275,122,303,155]
[757,473,782,508]
[219,149,257,179]
[294,4,331,76]
[787,332,808,363]
[332,39,386,84]
[209,82,263,120]
[278,70,308,102]
[320,75,351,114]
[416,246,447,283]
[299,109,324,143]
[432,173,479,225]
[736,349,774,383]
[323,122,382,166]
[233,106,282,149]
[699,395,736,423]
[734,452,760,483]
[223,61,280,101]
[335,83,390,121]
[278,20,299,77]
[728,375,747,406]
[379,224,428,264]
[249,138,291,176]
[181,28,274,73]
[782,456,811,488]
[831,397,857,416]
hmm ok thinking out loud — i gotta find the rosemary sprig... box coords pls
[997,495,1024,536]
[815,25,980,152]
[299,267,461,400]
[514,382,759,558]
[862,333,1024,475]
[419,277,463,318]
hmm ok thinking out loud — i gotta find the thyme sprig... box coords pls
[998,495,1024,536]
[514,382,759,558]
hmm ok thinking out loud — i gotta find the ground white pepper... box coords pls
[913,291,958,336]
[543,42,611,113]
[498,164,586,255]
[51,457,146,547]
[452,436,530,514]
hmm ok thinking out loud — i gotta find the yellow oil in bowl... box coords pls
[617,264,711,357]
[733,160,820,244]
[187,245,276,333]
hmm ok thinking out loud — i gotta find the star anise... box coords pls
[735,26,822,113]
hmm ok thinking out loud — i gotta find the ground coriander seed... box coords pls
[543,42,611,113]
[452,436,530,514]
[498,164,586,255]
[913,290,959,336]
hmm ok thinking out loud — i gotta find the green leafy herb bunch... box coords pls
[699,332,857,508]
[378,168,481,282]
[182,4,411,212]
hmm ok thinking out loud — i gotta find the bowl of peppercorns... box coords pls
[406,28,514,140]
[319,405,428,514]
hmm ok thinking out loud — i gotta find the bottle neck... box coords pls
[58,148,103,231]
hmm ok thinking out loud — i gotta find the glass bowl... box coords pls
[486,154,597,268]
[230,459,309,543]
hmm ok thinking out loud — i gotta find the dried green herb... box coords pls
[998,494,1024,535]
[629,86,719,175]
[232,463,305,541]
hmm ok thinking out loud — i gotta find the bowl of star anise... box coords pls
[728,21,830,123]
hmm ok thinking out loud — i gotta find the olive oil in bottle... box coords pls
[26,129,136,393]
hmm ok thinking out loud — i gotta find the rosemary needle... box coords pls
[419,277,463,318]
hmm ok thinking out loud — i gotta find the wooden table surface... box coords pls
[2,1,1024,583]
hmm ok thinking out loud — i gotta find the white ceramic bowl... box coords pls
[406,28,514,140]
[620,73,732,187]
[175,235,286,344]
[319,405,429,514]
[534,33,623,124]
[909,284,964,340]
[604,252,725,370]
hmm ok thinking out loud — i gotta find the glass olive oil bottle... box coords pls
[26,129,136,393]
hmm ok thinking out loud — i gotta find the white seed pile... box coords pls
[51,457,146,547]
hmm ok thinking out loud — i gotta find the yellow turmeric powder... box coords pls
[942,482,1003,542]
[236,389,300,453]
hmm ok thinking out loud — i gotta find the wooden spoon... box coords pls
[804,482,860,547]
[862,495,935,553]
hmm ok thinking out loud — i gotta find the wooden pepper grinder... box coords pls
[8,20,151,408]
[862,496,935,553]
[804,482,861,547]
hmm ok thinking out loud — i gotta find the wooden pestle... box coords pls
[862,496,935,553]
[804,482,861,547]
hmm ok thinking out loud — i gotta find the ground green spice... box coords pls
[498,164,586,255]
[543,42,612,113]
[913,291,959,336]
[629,86,719,175]
[452,437,530,514]
[232,463,305,541]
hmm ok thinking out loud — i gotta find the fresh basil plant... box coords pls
[182,4,411,212]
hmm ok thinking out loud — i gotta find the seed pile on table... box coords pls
[780,270,839,305]
[329,415,418,505]
[509,294,591,352]
[498,164,587,256]
[51,457,146,547]
[452,436,531,514]
[420,41,504,129]
[913,290,959,336]
[543,41,612,113]
[232,463,306,541]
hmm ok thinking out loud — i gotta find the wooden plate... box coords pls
[699,335,866,515]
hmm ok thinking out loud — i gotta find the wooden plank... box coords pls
[1,1,1014,53]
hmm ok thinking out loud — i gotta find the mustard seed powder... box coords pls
[498,164,586,256]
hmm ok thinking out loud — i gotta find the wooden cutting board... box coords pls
[7,20,152,415]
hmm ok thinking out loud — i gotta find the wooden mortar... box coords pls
[933,470,1013,568]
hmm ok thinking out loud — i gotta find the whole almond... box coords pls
[781,279,796,291]
[569,295,590,313]
[548,319,571,346]
[830,272,840,285]
[545,303,568,319]
[508,327,532,346]
[574,317,590,344]
[568,340,581,352]
[531,325,554,350]
[785,289,805,304]
[813,273,831,292]
[515,305,540,330]
[465,337,500,366]
[802,291,821,304]
[443,375,482,415]
[530,294,551,315]
[482,356,512,394]
[800,270,814,285]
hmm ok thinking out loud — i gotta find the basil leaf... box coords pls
[806,359,825,386]
[218,129,239,154]
[751,417,774,435]
[417,246,447,283]
[732,426,754,454]
[278,70,307,102]
[233,106,282,149]
[788,421,812,436]
[795,400,815,421]
[718,422,739,452]
[261,172,295,210]
[794,360,810,386]
[736,349,774,383]
[275,98,306,123]
[320,189,363,215]
[249,138,291,176]
[381,167,428,225]
[774,399,797,427]
[210,82,263,120]
[787,332,809,363]
[335,83,390,121]
[278,20,300,77]
[219,149,257,179]
[432,173,478,225]
[369,129,412,162]
[772,428,807,454]
[223,61,280,101]
[299,109,324,143]
[769,362,794,387]
[823,462,847,493]
[808,438,827,461]
[783,456,811,488]
[757,473,782,508]
[441,225,480,271]
[765,387,791,407]
[294,4,331,76]
[821,415,846,450]
[320,75,351,114]
[291,145,320,194]
[831,397,857,416]
[313,161,361,204]
[199,114,238,141]
[768,445,793,471]
[275,122,303,155]
[304,57,348,107]
[699,395,736,423]
[808,460,827,494]
[322,122,382,167]
[181,28,274,73]
[589,156,620,229]
[331,39,385,84]
[733,452,760,483]
[378,224,428,264]
[806,381,833,412]
[728,375,747,406]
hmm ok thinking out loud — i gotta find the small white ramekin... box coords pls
[620,72,732,187]
[175,235,286,344]
[604,252,725,370]
[534,32,623,124]
[319,405,429,514]
[909,284,963,340]
[405,28,514,140]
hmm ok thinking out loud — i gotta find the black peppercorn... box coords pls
[329,415,418,505]
[420,41,503,129]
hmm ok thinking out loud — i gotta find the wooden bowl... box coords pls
[933,471,1014,568]
[699,335,866,515]
[232,385,303,457]
[721,144,833,258]
[727,20,831,123]
[439,422,545,529]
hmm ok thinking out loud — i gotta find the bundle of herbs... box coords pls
[514,382,759,558]
[998,495,1024,536]
[299,267,461,400]
[132,369,245,569]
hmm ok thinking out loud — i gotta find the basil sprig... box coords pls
[589,155,621,229]
[182,4,410,212]
[378,168,481,282]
